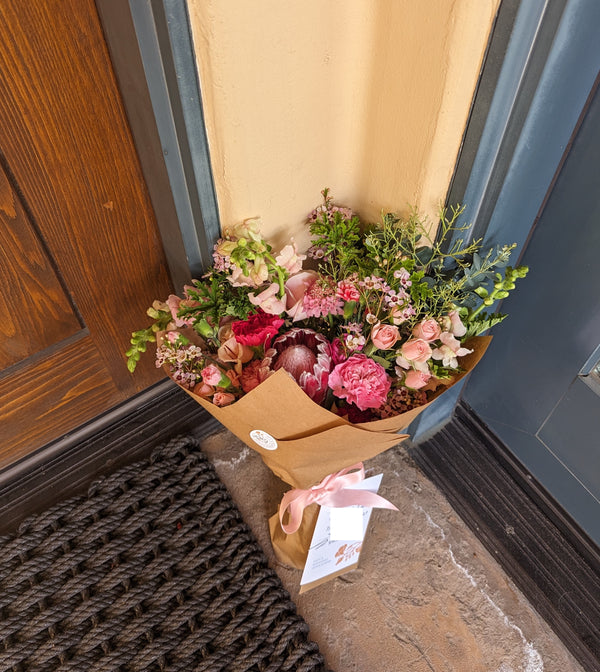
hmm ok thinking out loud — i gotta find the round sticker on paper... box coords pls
[249,429,278,451]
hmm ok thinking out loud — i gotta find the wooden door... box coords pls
[0,0,175,467]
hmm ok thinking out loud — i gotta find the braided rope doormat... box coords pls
[0,436,330,672]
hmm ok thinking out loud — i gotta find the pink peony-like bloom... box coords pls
[276,241,306,274]
[248,283,287,315]
[284,270,319,321]
[396,338,432,373]
[212,391,236,406]
[371,322,400,350]
[265,328,333,404]
[328,354,391,411]
[231,311,284,348]
[336,279,360,302]
[431,332,473,368]
[404,369,432,390]
[201,364,223,386]
[412,318,442,342]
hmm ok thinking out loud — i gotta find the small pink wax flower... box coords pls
[328,354,391,411]
[371,322,400,350]
[412,319,441,342]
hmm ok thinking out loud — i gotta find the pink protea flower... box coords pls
[328,354,391,411]
[265,328,333,404]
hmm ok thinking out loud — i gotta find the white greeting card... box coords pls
[299,473,383,593]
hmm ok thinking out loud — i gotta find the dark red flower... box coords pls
[231,311,284,348]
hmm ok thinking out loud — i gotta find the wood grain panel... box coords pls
[0,334,121,467]
[0,0,173,392]
[0,165,81,369]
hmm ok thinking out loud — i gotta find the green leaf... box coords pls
[370,354,392,369]
[343,300,357,320]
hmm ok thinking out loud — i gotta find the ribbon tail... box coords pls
[325,489,398,512]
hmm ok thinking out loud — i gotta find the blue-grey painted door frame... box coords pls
[413,0,600,545]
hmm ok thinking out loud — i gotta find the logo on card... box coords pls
[249,429,278,451]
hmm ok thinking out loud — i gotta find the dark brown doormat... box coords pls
[0,436,330,672]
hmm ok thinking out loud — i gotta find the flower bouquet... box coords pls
[127,189,527,569]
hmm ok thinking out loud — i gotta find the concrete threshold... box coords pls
[198,429,583,672]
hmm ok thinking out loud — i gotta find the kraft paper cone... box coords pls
[160,331,491,568]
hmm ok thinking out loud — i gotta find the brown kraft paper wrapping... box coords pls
[161,331,492,569]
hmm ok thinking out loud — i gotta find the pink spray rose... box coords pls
[284,270,319,321]
[371,322,400,350]
[212,391,236,407]
[404,369,432,390]
[248,283,287,315]
[396,338,433,373]
[412,318,442,342]
[201,364,223,386]
[328,354,391,411]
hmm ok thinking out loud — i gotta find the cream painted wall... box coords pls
[188,1,499,252]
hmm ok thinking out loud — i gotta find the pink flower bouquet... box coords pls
[127,190,527,568]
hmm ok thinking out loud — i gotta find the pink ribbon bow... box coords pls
[278,462,398,535]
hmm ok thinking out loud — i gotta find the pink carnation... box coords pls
[336,279,360,302]
[328,354,391,411]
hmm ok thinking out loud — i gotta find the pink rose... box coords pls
[284,270,319,321]
[248,283,287,315]
[412,319,441,342]
[328,354,391,411]
[371,323,400,350]
[276,241,306,274]
[396,338,432,373]
[404,369,432,390]
[201,364,223,386]
[212,392,236,407]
